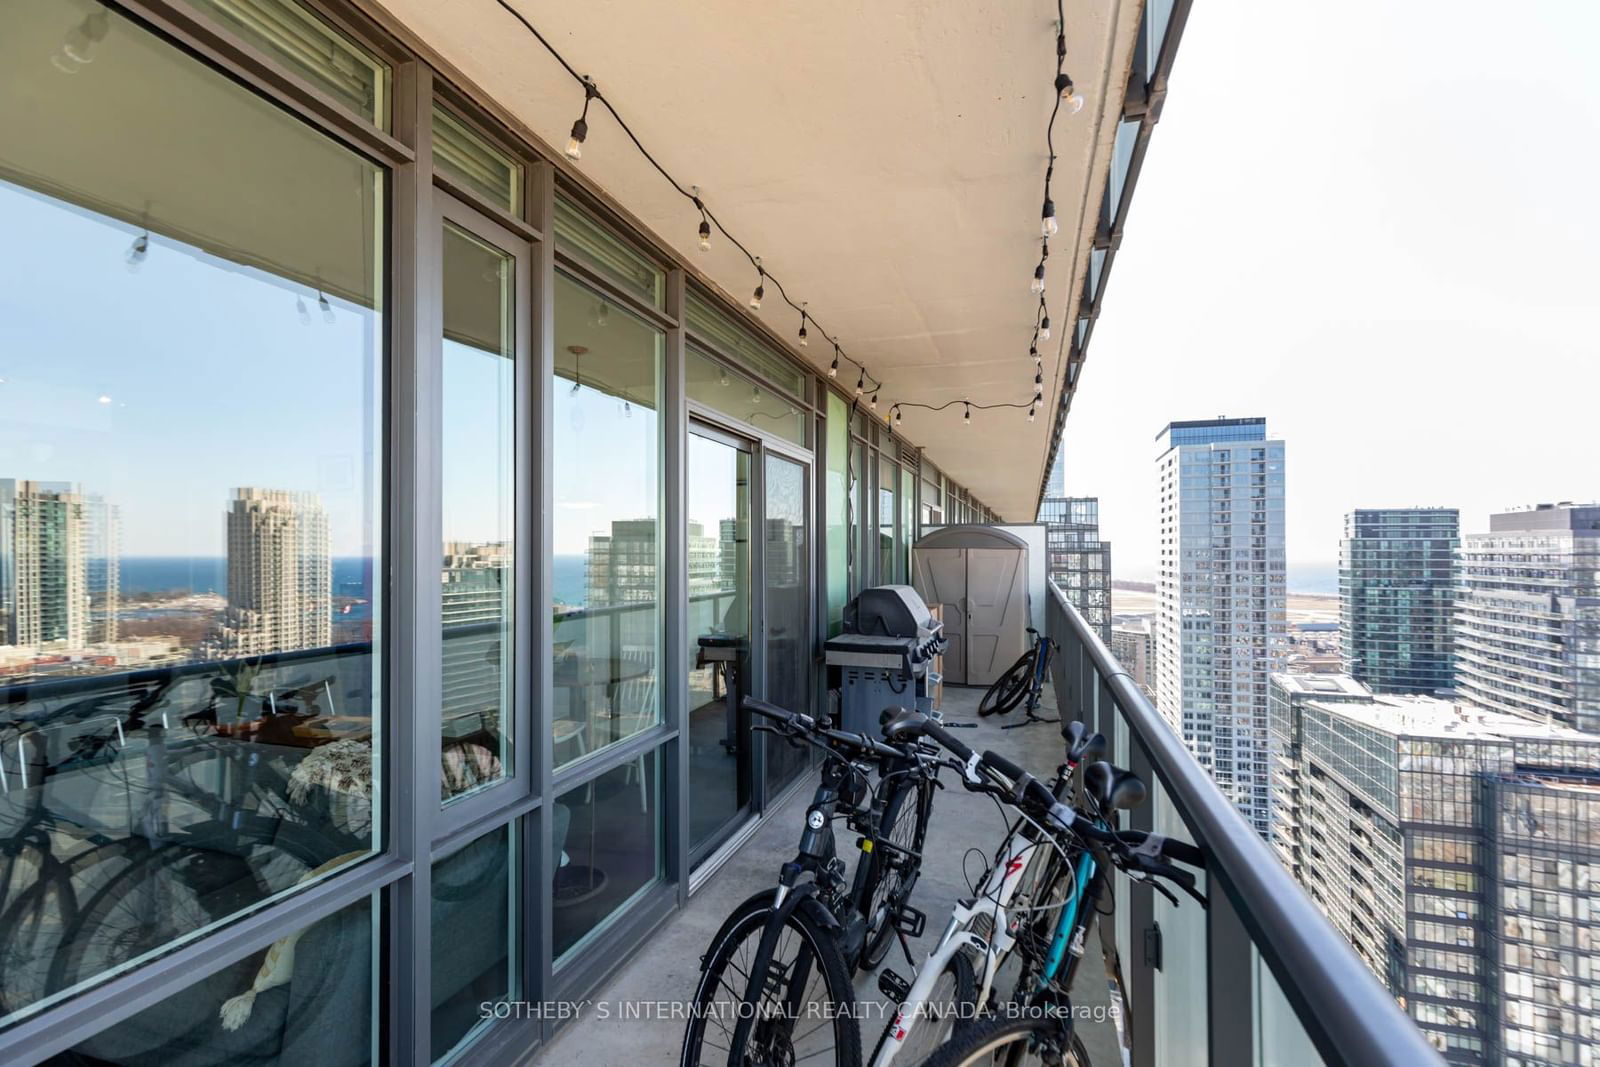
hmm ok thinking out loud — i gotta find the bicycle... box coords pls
[977,629,1058,729]
[679,697,944,1067]
[898,718,1206,1067]
[863,715,1106,1066]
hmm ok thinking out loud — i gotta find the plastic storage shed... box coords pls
[912,525,1031,686]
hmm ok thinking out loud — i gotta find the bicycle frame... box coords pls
[872,822,1050,1065]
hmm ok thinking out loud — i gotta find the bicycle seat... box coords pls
[1025,626,1038,635]
[879,707,926,744]
[1084,761,1147,812]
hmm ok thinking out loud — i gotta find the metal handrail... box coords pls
[1045,580,1442,1067]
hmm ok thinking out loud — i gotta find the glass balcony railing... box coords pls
[1044,580,1442,1067]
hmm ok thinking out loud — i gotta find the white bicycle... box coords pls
[865,716,1104,1066]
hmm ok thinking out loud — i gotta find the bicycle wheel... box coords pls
[978,653,1035,717]
[859,771,932,970]
[870,949,975,1064]
[680,890,861,1067]
[912,1013,1089,1067]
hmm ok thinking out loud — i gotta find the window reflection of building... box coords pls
[203,488,332,658]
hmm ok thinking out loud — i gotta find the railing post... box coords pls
[1125,735,1158,1067]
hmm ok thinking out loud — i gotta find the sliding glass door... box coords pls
[686,425,753,865]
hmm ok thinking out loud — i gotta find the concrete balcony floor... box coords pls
[540,684,1120,1066]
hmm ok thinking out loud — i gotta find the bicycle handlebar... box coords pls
[741,697,910,764]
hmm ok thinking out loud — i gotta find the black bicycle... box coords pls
[977,628,1058,727]
[679,697,943,1067]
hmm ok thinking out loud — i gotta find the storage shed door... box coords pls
[913,548,968,684]
[965,548,1026,685]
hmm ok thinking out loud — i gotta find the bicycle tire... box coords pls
[979,653,1035,718]
[680,890,861,1067]
[870,948,975,1065]
[911,1012,1089,1067]
[859,771,933,970]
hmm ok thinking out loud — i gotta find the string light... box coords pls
[963,402,972,426]
[798,304,809,347]
[126,231,149,269]
[894,405,903,425]
[1041,198,1058,238]
[692,187,711,252]
[870,391,878,411]
[318,289,335,324]
[751,385,762,404]
[749,258,764,310]
[1040,313,1051,341]
[1054,73,1085,115]
[1028,402,1037,422]
[1031,263,1046,295]
[855,368,865,398]
[1034,370,1044,396]
[565,77,597,160]
[486,0,894,411]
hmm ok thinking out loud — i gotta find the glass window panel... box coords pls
[686,433,751,858]
[686,347,807,448]
[432,105,521,215]
[879,456,897,583]
[552,750,662,960]
[825,393,850,635]
[849,437,866,596]
[553,198,664,310]
[440,222,514,802]
[551,273,662,769]
[902,467,915,579]
[188,0,389,129]
[0,0,382,1024]
[57,893,377,1064]
[762,455,811,793]
[431,823,517,1061]
[685,291,809,402]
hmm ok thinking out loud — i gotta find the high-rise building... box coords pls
[586,519,658,608]
[1109,619,1153,694]
[1038,496,1112,642]
[0,479,89,648]
[82,493,121,644]
[441,541,510,721]
[205,488,331,656]
[1155,417,1286,835]
[1339,507,1458,694]
[1455,503,1600,733]
[1268,673,1600,1065]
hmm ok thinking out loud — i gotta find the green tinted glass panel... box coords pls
[825,392,849,635]
[685,291,808,402]
[553,197,664,309]
[686,348,807,448]
[190,0,388,129]
[433,105,521,214]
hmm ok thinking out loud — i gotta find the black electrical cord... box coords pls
[493,0,1078,422]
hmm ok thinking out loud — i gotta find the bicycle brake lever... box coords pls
[1139,874,1179,909]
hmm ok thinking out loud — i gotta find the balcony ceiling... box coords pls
[374,0,1142,520]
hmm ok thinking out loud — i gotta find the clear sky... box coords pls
[1055,0,1600,583]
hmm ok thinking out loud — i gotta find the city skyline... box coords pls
[1055,0,1599,577]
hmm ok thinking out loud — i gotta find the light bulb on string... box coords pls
[751,385,762,405]
[55,10,109,71]
[125,231,148,271]
[692,187,711,251]
[1034,371,1044,397]
[963,402,972,426]
[1054,73,1085,115]
[854,368,864,398]
[565,78,597,161]
[870,392,878,411]
[829,345,839,379]
[296,294,311,326]
[718,366,730,388]
[1031,264,1046,295]
[1041,198,1058,238]
[894,406,902,426]
[749,259,764,310]
[1040,314,1051,341]
[798,305,809,347]
[1028,403,1036,423]
[318,289,335,324]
